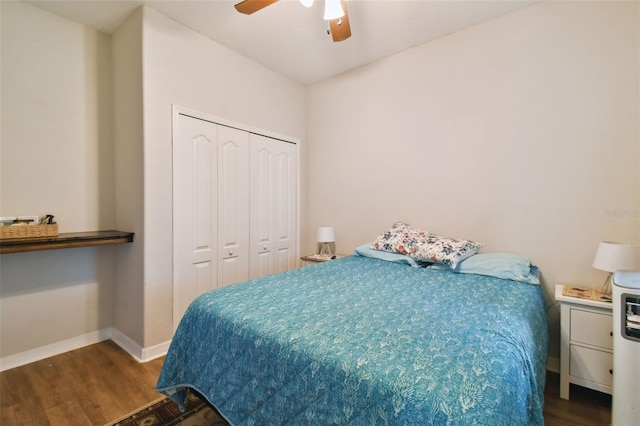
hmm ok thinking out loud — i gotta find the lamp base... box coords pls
[319,242,332,257]
[601,273,613,296]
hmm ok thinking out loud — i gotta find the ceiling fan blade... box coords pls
[329,0,351,42]
[234,0,279,15]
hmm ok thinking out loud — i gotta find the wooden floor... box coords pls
[543,370,612,426]
[0,340,165,425]
[1,340,612,425]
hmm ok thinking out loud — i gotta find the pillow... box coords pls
[410,233,484,269]
[429,252,540,285]
[370,222,483,269]
[369,222,418,254]
[353,243,420,267]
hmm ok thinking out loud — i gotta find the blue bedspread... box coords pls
[157,256,548,425]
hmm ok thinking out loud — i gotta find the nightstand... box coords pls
[300,254,345,267]
[555,284,613,400]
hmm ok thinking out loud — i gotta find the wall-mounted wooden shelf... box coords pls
[0,230,134,254]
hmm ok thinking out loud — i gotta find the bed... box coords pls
[157,237,548,425]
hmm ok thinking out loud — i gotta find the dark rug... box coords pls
[106,391,229,426]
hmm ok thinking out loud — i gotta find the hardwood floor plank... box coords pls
[0,367,34,407]
[26,355,69,412]
[1,404,52,426]
[1,340,611,425]
[45,400,92,426]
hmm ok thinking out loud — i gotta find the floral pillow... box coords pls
[370,222,483,269]
[370,222,424,255]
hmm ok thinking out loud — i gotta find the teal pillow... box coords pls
[429,252,540,285]
[353,244,420,267]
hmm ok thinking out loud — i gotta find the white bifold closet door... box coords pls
[249,134,297,279]
[217,126,250,288]
[173,114,219,326]
[173,113,297,329]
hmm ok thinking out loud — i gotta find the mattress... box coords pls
[157,255,548,425]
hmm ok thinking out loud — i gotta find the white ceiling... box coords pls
[26,0,538,85]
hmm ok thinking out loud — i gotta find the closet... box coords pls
[173,111,297,328]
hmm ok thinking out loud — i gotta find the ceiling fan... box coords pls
[234,0,352,42]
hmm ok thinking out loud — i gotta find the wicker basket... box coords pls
[0,223,59,239]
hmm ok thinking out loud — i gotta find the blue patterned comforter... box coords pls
[157,256,548,425]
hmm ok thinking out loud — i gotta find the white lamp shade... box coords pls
[592,241,639,272]
[323,0,344,20]
[299,0,313,7]
[317,227,335,243]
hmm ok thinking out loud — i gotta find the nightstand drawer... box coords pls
[570,345,613,387]
[570,309,613,350]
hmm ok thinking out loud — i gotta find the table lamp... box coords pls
[317,227,335,257]
[592,241,638,295]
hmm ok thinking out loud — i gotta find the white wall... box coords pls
[137,7,306,348]
[305,1,639,362]
[0,2,305,361]
[112,7,145,349]
[1,2,114,229]
[0,2,115,360]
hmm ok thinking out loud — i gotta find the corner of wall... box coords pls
[110,328,170,363]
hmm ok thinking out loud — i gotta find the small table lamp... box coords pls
[592,241,638,295]
[317,227,335,257]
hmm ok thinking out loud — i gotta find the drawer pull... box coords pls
[610,331,613,337]
[609,369,613,375]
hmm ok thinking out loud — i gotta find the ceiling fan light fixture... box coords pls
[323,0,344,20]
[299,0,314,7]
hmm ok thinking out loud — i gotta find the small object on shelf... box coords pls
[300,253,344,266]
[305,253,333,261]
[0,223,58,240]
[0,217,15,226]
[13,215,38,224]
[0,214,58,240]
[41,214,55,224]
[562,285,611,302]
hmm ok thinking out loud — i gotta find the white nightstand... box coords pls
[555,284,613,400]
[300,254,345,267]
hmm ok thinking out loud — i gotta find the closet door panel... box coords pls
[217,126,250,288]
[274,142,297,273]
[255,148,273,251]
[250,135,297,278]
[250,135,276,278]
[173,115,218,330]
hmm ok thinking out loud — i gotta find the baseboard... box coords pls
[0,328,111,372]
[109,328,144,361]
[110,328,171,362]
[142,340,172,362]
[547,356,560,373]
[0,328,171,372]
